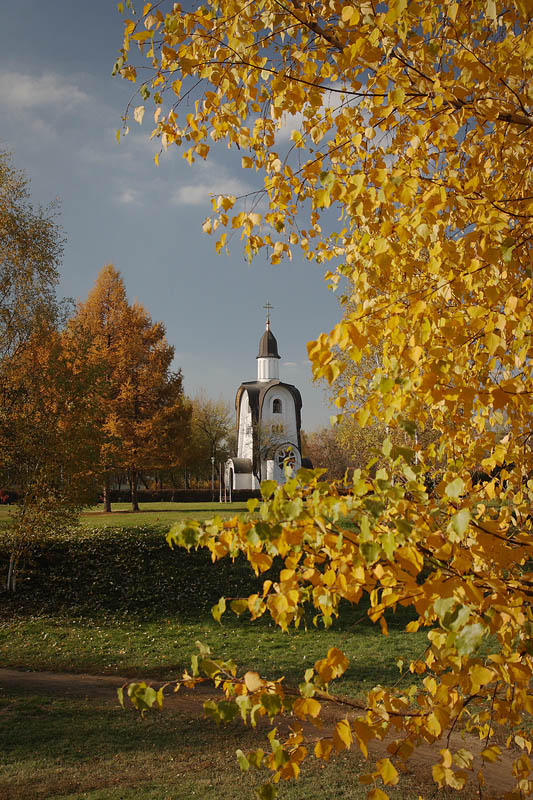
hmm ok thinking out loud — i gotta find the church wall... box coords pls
[260,385,299,449]
[234,472,258,490]
[237,391,253,461]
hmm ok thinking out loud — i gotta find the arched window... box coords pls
[273,398,282,414]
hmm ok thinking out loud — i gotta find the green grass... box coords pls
[0,515,435,800]
[0,522,426,694]
[0,608,426,695]
[0,689,439,800]
[81,501,248,527]
[0,501,248,528]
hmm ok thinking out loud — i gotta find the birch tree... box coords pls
[116,2,533,796]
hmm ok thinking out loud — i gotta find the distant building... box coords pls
[225,307,304,490]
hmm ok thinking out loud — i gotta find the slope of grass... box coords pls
[0,523,425,695]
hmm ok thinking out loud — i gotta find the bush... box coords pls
[107,488,260,503]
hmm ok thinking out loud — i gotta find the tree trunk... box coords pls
[130,469,140,512]
[6,551,17,593]
[103,473,112,513]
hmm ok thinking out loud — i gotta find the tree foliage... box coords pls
[183,392,234,486]
[66,265,190,511]
[1,323,102,591]
[301,426,351,480]
[117,2,533,796]
[0,152,100,590]
[0,151,62,363]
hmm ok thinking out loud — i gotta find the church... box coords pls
[225,306,306,491]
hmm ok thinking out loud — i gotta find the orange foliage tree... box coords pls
[2,322,102,591]
[116,2,532,797]
[66,265,190,511]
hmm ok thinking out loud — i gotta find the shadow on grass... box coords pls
[0,689,444,800]
[0,525,419,630]
[0,690,253,764]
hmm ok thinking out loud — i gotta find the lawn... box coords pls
[0,688,436,800]
[0,506,433,799]
[0,501,248,528]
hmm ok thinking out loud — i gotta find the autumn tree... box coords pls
[67,265,190,511]
[117,2,533,797]
[1,323,102,591]
[106,300,190,511]
[301,426,351,480]
[0,150,62,363]
[183,393,233,491]
[0,152,100,590]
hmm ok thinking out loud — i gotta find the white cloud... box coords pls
[275,86,361,143]
[171,176,250,207]
[282,361,299,368]
[0,71,90,111]
[117,187,141,205]
[27,116,56,140]
[275,111,305,143]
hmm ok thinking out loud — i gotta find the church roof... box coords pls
[257,325,281,359]
[226,457,253,474]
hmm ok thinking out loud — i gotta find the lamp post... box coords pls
[211,454,215,501]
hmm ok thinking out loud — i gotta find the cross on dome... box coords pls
[263,301,273,328]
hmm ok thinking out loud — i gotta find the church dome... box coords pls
[257,326,281,359]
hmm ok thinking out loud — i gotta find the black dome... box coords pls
[257,327,281,359]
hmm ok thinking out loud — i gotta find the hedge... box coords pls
[106,489,261,503]
[0,489,260,505]
[0,525,267,617]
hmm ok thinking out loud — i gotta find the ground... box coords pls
[0,668,518,800]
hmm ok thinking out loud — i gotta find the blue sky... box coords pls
[0,0,341,430]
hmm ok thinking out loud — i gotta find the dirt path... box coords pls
[0,668,524,799]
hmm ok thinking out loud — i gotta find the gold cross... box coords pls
[263,301,273,325]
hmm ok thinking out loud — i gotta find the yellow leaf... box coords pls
[368,789,389,800]
[326,647,349,676]
[351,173,365,197]
[408,345,423,363]
[333,719,353,751]
[376,758,399,785]
[390,87,405,106]
[342,5,354,21]
[293,697,321,719]
[485,332,500,355]
[132,30,153,42]
[426,712,442,737]
[244,671,265,693]
[314,738,333,761]
[481,745,501,763]
[470,664,494,689]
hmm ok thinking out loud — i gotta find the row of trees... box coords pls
[0,152,238,589]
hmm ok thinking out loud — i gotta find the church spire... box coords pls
[257,303,280,380]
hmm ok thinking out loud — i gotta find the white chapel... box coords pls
[225,305,306,490]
